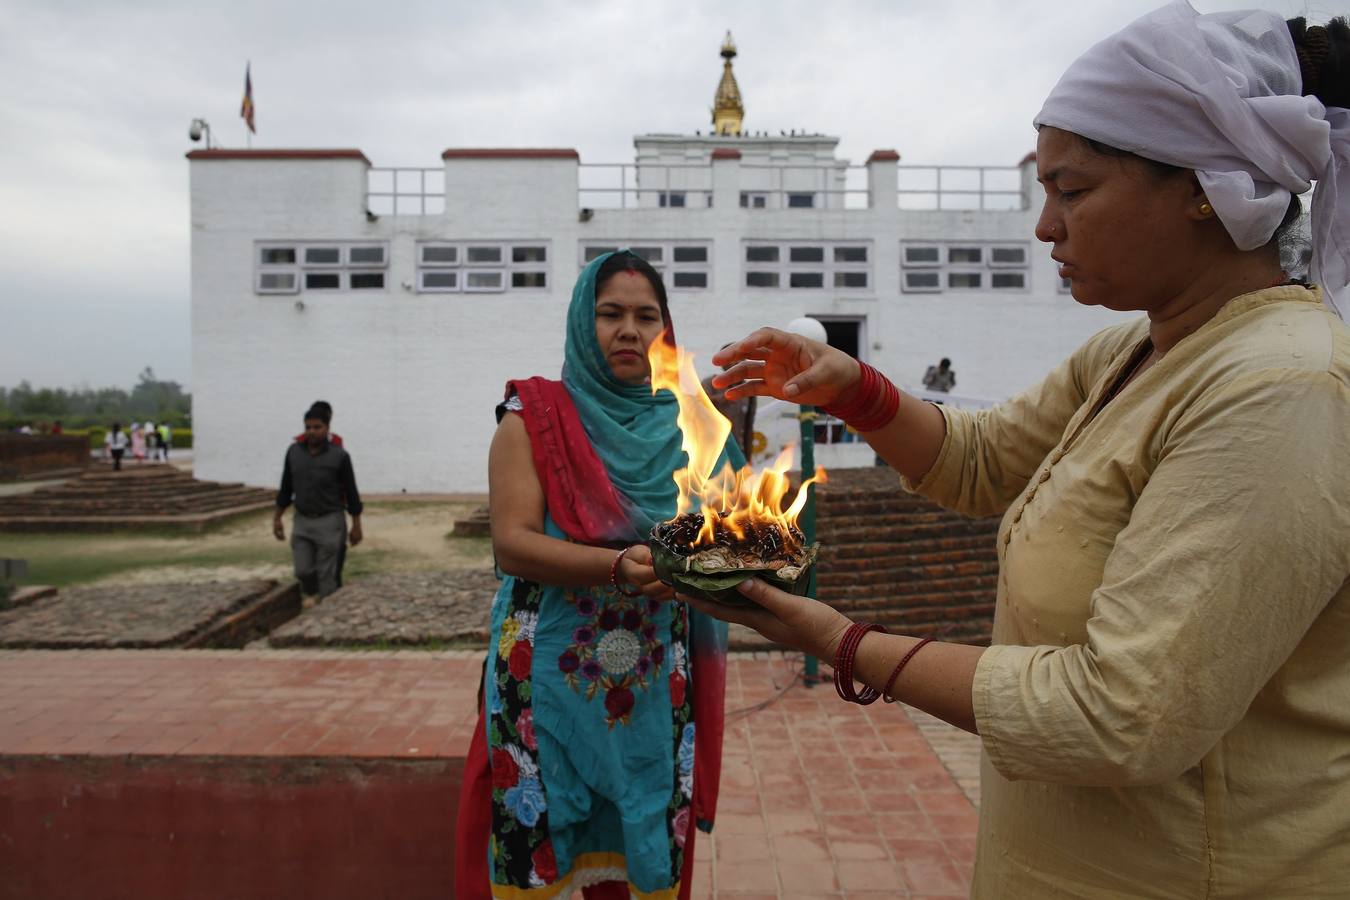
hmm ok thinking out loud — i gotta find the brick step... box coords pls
[817,494,953,515]
[818,561,999,590]
[35,479,253,499]
[824,522,1000,551]
[819,572,998,600]
[822,531,996,557]
[825,592,994,620]
[820,541,993,566]
[3,486,270,512]
[1,493,273,517]
[820,508,999,532]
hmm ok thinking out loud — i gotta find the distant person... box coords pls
[51,421,62,435]
[129,423,146,462]
[157,422,171,462]
[16,422,33,435]
[294,400,343,447]
[273,402,363,600]
[104,423,128,471]
[922,357,956,393]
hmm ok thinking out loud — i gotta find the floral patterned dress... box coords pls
[484,515,694,899]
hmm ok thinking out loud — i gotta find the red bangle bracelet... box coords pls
[610,547,643,598]
[823,362,900,433]
[882,636,934,703]
[833,622,887,705]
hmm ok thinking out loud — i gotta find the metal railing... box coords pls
[897,165,1025,211]
[737,164,871,210]
[366,167,445,216]
[578,164,714,210]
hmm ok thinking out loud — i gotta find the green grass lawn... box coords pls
[4,501,493,588]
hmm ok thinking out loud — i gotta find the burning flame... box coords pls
[648,331,826,549]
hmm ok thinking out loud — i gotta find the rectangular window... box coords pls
[834,246,868,263]
[672,246,707,263]
[743,241,873,293]
[901,240,1029,294]
[904,271,941,291]
[658,192,686,208]
[466,246,503,265]
[990,246,1027,265]
[349,271,385,290]
[421,244,458,265]
[260,247,296,265]
[787,193,815,208]
[257,271,299,293]
[672,271,708,289]
[746,271,780,288]
[466,271,505,291]
[789,246,825,263]
[904,246,940,265]
[304,247,342,266]
[740,192,767,208]
[789,272,825,289]
[348,245,387,266]
[628,246,663,262]
[834,271,869,289]
[584,246,619,262]
[305,272,341,290]
[512,246,547,264]
[745,246,780,263]
[512,271,547,289]
[419,270,458,291]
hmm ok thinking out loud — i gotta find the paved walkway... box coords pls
[0,650,980,898]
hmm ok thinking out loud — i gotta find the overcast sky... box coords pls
[0,0,1329,390]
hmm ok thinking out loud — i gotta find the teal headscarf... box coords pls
[561,251,744,536]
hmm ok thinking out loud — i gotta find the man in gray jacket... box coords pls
[273,402,363,599]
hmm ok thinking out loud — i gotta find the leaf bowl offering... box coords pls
[649,515,819,607]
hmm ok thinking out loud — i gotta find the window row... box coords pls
[581,243,712,290]
[743,242,871,291]
[900,241,1030,293]
[256,242,389,295]
[416,242,548,293]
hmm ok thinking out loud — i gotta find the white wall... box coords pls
[190,145,1127,495]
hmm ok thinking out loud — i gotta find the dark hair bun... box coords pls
[1289,17,1350,108]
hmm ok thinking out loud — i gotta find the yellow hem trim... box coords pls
[490,851,681,900]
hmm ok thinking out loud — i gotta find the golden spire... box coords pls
[712,31,744,136]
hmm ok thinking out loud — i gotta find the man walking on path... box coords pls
[273,402,363,600]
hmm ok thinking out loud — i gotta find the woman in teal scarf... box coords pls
[455,251,743,899]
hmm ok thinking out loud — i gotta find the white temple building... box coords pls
[188,34,1125,493]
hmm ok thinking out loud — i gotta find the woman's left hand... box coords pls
[681,578,852,661]
[617,544,675,601]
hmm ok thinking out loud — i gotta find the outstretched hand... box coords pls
[680,578,852,662]
[711,327,861,408]
[618,544,675,602]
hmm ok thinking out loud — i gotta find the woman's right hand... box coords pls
[710,327,861,408]
[617,545,675,601]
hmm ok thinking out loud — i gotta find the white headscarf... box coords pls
[1034,0,1350,320]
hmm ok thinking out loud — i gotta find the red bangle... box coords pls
[822,362,899,433]
[833,622,887,705]
[610,547,643,598]
[882,636,935,703]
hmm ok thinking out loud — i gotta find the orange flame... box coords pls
[648,330,826,549]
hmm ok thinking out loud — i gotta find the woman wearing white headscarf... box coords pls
[696,3,1350,896]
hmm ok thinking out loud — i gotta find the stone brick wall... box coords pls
[815,468,1000,645]
[0,436,88,480]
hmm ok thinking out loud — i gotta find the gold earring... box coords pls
[1199,201,1214,217]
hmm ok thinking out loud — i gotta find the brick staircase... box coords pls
[0,465,276,532]
[815,468,1000,645]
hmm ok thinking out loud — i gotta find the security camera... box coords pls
[189,120,204,141]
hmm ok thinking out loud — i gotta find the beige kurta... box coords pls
[907,286,1350,898]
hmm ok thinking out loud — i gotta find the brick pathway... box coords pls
[0,650,979,897]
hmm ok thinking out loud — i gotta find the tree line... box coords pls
[2,368,191,429]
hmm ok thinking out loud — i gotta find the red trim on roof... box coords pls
[867,149,901,163]
[441,148,579,160]
[1020,152,1037,165]
[185,149,370,164]
[711,148,742,160]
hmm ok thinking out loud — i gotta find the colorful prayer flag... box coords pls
[240,63,255,134]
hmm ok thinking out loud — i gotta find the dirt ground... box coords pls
[6,500,495,588]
